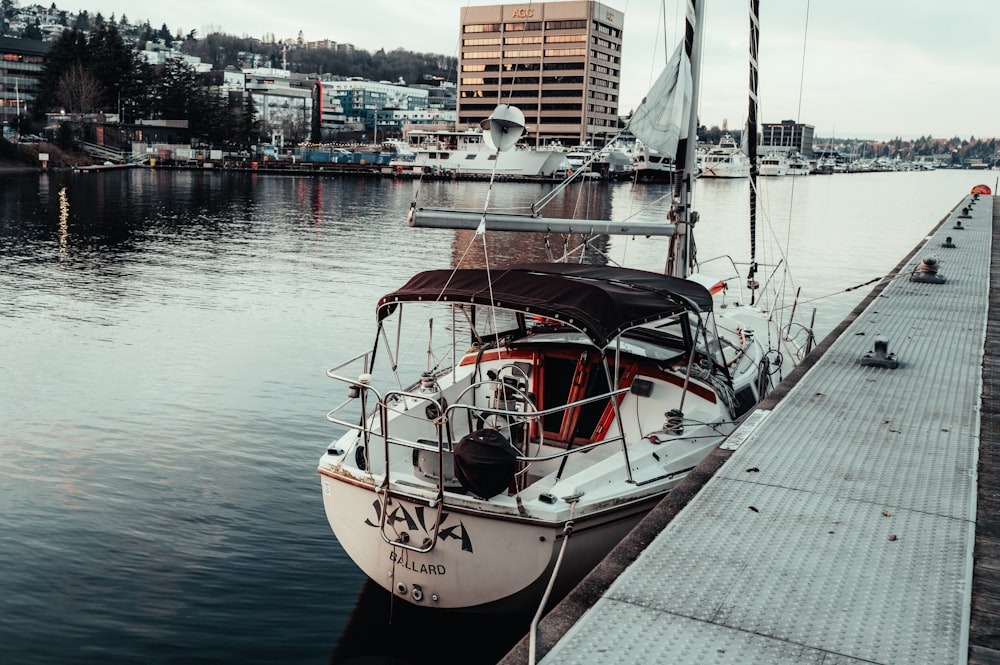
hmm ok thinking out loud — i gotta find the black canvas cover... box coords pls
[376,263,712,348]
[453,429,517,499]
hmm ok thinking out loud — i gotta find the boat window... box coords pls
[687,313,730,368]
[541,355,576,434]
[609,326,688,362]
[465,154,477,160]
[622,320,687,351]
[572,363,612,440]
[536,350,626,445]
[471,305,524,342]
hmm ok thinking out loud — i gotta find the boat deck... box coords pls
[502,192,998,664]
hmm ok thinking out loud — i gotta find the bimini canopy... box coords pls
[376,263,713,348]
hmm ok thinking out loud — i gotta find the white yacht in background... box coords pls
[590,143,635,180]
[786,153,810,176]
[759,152,788,176]
[699,133,750,178]
[632,141,674,182]
[387,127,570,179]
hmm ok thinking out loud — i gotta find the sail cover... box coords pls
[627,41,693,157]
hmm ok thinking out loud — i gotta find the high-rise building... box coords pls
[457,1,623,147]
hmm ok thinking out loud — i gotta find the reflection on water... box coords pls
[0,168,987,664]
[331,580,533,665]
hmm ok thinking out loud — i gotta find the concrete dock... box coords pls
[502,191,998,664]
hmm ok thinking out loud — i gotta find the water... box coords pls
[0,167,991,664]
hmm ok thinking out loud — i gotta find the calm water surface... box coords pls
[0,167,991,663]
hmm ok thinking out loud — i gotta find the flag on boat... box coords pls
[627,41,692,157]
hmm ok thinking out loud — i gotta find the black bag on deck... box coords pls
[453,428,516,499]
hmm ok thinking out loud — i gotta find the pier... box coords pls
[501,190,999,664]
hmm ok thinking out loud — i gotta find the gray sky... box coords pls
[75,0,999,140]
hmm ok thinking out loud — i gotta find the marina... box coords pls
[2,0,999,662]
[0,166,994,664]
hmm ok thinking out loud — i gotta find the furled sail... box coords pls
[627,41,692,157]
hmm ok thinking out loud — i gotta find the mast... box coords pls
[747,0,760,302]
[666,0,705,279]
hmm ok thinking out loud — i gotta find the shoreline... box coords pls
[0,166,42,174]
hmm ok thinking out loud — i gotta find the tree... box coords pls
[22,18,41,40]
[34,27,89,116]
[152,57,200,119]
[73,10,90,31]
[55,121,75,150]
[54,61,102,113]
[189,88,231,145]
[235,94,262,146]
[88,22,147,118]
[157,23,173,47]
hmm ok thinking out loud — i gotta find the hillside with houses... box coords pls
[1,1,997,169]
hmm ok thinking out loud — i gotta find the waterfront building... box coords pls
[313,77,430,142]
[414,79,458,112]
[244,67,316,143]
[0,37,47,127]
[760,119,815,157]
[457,0,623,147]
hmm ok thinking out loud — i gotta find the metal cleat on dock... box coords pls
[861,335,899,369]
[909,256,946,283]
[942,236,956,248]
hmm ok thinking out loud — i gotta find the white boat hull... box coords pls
[320,472,657,611]
[700,163,749,178]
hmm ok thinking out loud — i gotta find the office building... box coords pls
[457,1,623,147]
[0,37,47,126]
[761,119,815,158]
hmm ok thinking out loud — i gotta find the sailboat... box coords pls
[317,0,810,613]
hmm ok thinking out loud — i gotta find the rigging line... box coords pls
[747,176,796,313]
[770,276,883,311]
[476,142,509,350]
[401,173,505,367]
[773,0,812,330]
[533,128,630,211]
[794,0,811,124]
[529,501,578,665]
[447,0,472,88]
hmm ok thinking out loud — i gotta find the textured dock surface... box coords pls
[516,193,996,664]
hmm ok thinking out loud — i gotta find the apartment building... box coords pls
[457,1,623,147]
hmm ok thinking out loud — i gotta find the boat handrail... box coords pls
[331,381,630,457]
[326,350,372,378]
[443,387,630,462]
